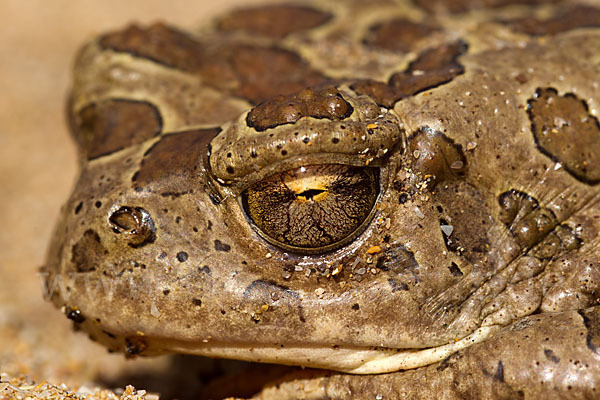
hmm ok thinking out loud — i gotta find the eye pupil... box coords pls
[296,188,327,201]
[242,164,379,253]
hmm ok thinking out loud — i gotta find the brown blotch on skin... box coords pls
[70,99,162,160]
[352,40,467,107]
[71,229,108,273]
[407,126,466,183]
[363,19,440,53]
[109,206,156,248]
[389,40,467,100]
[205,45,330,104]
[100,24,329,105]
[414,0,558,14]
[527,88,600,184]
[133,128,220,192]
[246,87,353,132]
[99,23,206,71]
[218,5,332,39]
[501,6,600,36]
[351,80,397,108]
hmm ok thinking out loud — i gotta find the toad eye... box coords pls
[241,164,380,253]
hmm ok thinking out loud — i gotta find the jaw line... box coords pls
[148,325,500,374]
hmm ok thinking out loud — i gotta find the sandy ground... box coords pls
[0,1,290,398]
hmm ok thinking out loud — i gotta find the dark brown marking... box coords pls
[71,229,108,273]
[577,309,600,355]
[100,23,206,71]
[352,41,467,107]
[408,126,466,183]
[205,44,330,104]
[247,87,353,132]
[70,99,162,160]
[363,19,439,53]
[501,6,600,36]
[109,206,156,248]
[414,0,558,14]
[176,251,188,262]
[100,24,330,104]
[198,265,211,275]
[390,40,467,98]
[125,336,148,355]
[448,262,463,277]
[351,80,398,108]
[133,128,220,192]
[527,88,600,184]
[214,240,231,252]
[218,5,332,39]
[65,307,86,323]
[398,192,409,204]
[543,348,560,363]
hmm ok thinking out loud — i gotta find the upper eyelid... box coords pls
[214,154,386,193]
[238,164,383,254]
[208,94,404,182]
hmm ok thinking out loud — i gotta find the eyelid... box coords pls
[209,101,403,182]
[215,152,389,195]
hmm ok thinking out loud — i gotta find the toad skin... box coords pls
[43,1,600,398]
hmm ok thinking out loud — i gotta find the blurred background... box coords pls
[0,1,290,398]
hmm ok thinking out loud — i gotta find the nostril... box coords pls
[109,210,137,231]
[109,206,156,248]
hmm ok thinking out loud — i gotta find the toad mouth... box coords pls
[147,325,499,374]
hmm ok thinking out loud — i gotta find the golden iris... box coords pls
[242,164,379,252]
